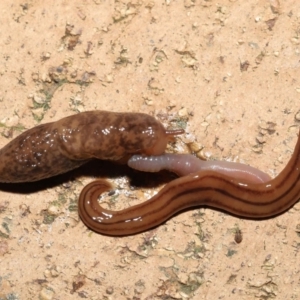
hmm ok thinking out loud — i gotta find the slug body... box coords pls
[0,111,182,182]
[79,131,300,236]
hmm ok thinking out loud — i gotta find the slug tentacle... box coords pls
[165,129,185,137]
[78,131,300,236]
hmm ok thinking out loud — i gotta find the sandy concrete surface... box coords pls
[0,0,300,299]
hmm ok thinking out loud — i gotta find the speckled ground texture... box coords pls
[0,1,300,299]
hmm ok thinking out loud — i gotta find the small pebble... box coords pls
[39,287,55,300]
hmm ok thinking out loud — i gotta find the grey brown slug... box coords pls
[79,130,300,236]
[0,111,183,182]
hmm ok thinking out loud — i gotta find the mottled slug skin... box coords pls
[0,111,172,182]
[0,122,86,182]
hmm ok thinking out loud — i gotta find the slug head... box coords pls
[141,126,184,156]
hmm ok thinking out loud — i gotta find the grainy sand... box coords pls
[0,1,299,299]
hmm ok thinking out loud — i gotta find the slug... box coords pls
[78,130,300,236]
[0,111,183,182]
[128,153,272,183]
